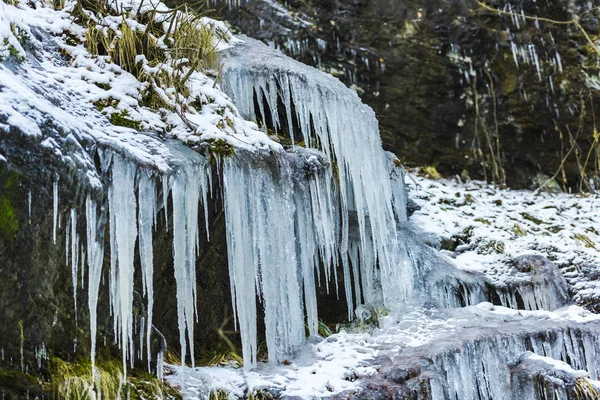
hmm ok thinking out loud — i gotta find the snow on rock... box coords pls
[409,174,600,309]
[0,0,278,179]
[169,303,600,399]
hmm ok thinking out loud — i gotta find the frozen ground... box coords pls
[167,174,600,399]
[409,173,600,308]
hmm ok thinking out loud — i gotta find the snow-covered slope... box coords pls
[0,0,278,174]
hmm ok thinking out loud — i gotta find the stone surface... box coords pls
[202,0,600,190]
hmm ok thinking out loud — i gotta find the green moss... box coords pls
[109,109,141,130]
[50,357,180,400]
[474,217,491,225]
[8,44,24,61]
[318,320,333,338]
[197,342,243,367]
[422,165,441,180]
[94,97,117,112]
[0,197,18,238]
[0,369,44,396]
[206,139,235,160]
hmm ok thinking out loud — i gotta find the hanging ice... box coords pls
[138,171,156,371]
[221,36,411,366]
[53,180,58,245]
[70,208,79,325]
[86,195,105,373]
[107,154,138,375]
[171,162,210,367]
[223,149,337,368]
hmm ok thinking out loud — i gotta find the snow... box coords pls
[0,0,279,179]
[169,303,600,398]
[408,174,600,306]
[4,0,600,397]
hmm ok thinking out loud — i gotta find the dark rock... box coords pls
[196,0,600,190]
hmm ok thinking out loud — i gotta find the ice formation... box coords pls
[221,36,411,365]
[223,149,337,366]
[86,195,105,373]
[171,161,211,368]
[4,1,600,397]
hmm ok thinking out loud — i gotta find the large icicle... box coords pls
[107,154,138,375]
[70,208,79,324]
[171,163,210,367]
[223,150,338,368]
[53,180,58,244]
[86,195,105,373]
[221,38,411,364]
[138,171,156,371]
[222,37,410,311]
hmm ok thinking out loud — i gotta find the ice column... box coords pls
[223,152,339,368]
[86,195,105,373]
[138,171,156,371]
[171,163,210,367]
[107,154,138,374]
[222,39,411,312]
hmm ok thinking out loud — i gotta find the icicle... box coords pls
[70,208,78,325]
[556,51,563,74]
[80,245,85,290]
[53,180,58,244]
[223,156,305,366]
[530,44,542,81]
[510,41,519,70]
[162,175,169,232]
[107,154,138,376]
[65,213,70,266]
[138,171,156,371]
[86,195,105,375]
[28,190,31,224]
[157,349,164,381]
[221,38,410,365]
[171,163,209,367]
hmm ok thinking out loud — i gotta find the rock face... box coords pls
[0,119,233,394]
[206,0,600,189]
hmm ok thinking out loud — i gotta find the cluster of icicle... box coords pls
[57,151,211,375]
[53,36,410,374]
[429,326,600,400]
[221,37,411,367]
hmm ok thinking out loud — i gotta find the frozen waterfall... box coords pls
[71,36,412,374]
[221,36,412,366]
